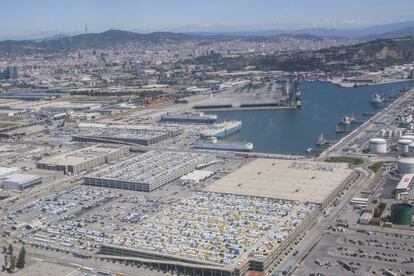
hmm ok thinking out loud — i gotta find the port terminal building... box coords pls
[36,144,129,175]
[72,123,183,146]
[3,174,42,190]
[96,159,357,275]
[204,158,356,209]
[83,150,215,192]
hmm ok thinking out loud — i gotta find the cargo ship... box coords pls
[200,121,242,138]
[194,137,253,152]
[160,112,217,124]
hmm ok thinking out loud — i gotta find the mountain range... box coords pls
[1,21,414,56]
[2,21,414,41]
[184,21,414,41]
[190,36,414,72]
[252,21,414,38]
[0,30,349,56]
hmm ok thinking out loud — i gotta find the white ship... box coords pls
[194,137,253,152]
[200,121,242,138]
[160,112,217,124]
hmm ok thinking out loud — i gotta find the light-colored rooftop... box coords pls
[4,173,41,183]
[86,150,214,185]
[38,144,126,166]
[395,174,413,191]
[0,166,20,177]
[112,192,316,266]
[204,158,354,204]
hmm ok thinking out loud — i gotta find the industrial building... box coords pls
[0,167,21,179]
[359,210,373,225]
[97,192,319,276]
[84,151,215,192]
[204,159,356,208]
[36,144,128,174]
[72,123,183,146]
[394,174,413,194]
[3,174,42,190]
[95,159,356,276]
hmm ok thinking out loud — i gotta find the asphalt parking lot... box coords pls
[295,228,414,275]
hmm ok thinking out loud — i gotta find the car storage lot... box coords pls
[295,228,414,276]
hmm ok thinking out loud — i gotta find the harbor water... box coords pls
[215,80,414,155]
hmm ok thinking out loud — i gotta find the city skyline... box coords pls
[1,0,414,39]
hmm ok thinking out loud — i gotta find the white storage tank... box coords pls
[409,143,414,155]
[368,138,387,153]
[399,158,414,174]
[401,135,414,141]
[379,129,386,138]
[398,139,413,154]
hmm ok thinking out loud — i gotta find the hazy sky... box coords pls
[1,0,414,37]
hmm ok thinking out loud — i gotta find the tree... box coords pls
[16,247,26,269]
[7,244,13,256]
[8,256,16,273]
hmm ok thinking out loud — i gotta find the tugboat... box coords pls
[371,93,384,106]
[339,114,355,126]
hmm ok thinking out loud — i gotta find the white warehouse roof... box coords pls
[0,167,20,178]
[395,174,413,192]
[4,174,41,184]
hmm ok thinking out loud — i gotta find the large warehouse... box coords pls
[204,158,356,208]
[95,159,356,276]
[72,123,183,146]
[83,150,215,192]
[3,174,42,190]
[98,192,319,276]
[36,144,129,174]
